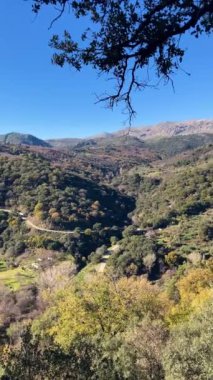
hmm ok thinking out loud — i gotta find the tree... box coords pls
[163,299,213,380]
[32,275,170,350]
[168,266,213,324]
[32,0,213,120]
[121,319,168,380]
[1,327,95,380]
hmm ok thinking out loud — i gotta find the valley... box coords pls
[0,122,212,283]
[0,121,212,379]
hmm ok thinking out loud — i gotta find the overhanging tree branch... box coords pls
[32,0,213,121]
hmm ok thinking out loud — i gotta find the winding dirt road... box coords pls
[0,208,78,235]
[0,208,121,273]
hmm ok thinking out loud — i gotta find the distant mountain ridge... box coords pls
[47,137,82,148]
[116,119,213,140]
[47,119,213,148]
[1,120,212,149]
[0,132,50,147]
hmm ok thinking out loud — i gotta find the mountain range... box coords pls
[116,119,213,139]
[48,119,213,148]
[1,119,212,149]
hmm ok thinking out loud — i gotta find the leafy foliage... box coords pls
[0,154,133,230]
[164,299,213,380]
[32,1,213,117]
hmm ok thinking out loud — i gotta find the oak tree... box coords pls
[32,0,213,119]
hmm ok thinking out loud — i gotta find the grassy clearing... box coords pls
[0,267,35,290]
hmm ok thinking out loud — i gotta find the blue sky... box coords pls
[0,0,213,139]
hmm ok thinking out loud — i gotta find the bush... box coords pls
[163,300,213,380]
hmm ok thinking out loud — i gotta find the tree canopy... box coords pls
[32,0,213,119]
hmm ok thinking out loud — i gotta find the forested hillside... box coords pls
[0,133,50,147]
[0,153,133,230]
[108,145,213,278]
[0,133,212,379]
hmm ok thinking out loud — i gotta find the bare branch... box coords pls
[48,3,66,29]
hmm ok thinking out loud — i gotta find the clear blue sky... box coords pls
[0,0,213,139]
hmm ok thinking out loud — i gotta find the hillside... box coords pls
[0,133,50,147]
[47,137,82,148]
[0,130,212,379]
[0,151,134,230]
[47,119,213,149]
[107,144,213,278]
[144,133,213,157]
[117,119,213,140]
[0,147,134,273]
[0,136,212,279]
[44,133,213,177]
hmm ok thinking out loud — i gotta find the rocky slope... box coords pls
[47,119,213,148]
[116,119,213,140]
